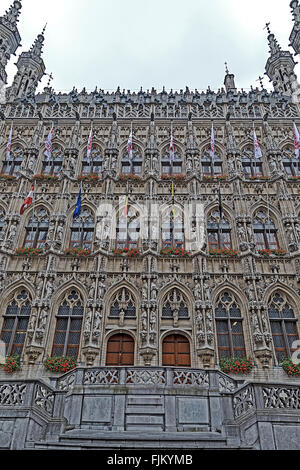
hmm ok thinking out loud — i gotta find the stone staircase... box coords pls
[125,395,165,432]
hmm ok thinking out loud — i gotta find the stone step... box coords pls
[125,425,164,432]
[126,415,164,425]
[126,405,164,414]
[126,395,163,406]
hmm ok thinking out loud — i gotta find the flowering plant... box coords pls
[77,173,100,181]
[281,358,300,376]
[247,175,270,181]
[220,357,254,375]
[161,174,186,181]
[0,173,16,180]
[209,248,239,257]
[203,174,227,181]
[258,248,287,257]
[113,248,140,257]
[160,246,191,257]
[43,356,77,374]
[34,174,58,181]
[119,174,142,181]
[64,247,91,257]
[2,355,21,374]
[15,247,43,256]
[289,176,300,180]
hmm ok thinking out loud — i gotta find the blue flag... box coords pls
[73,187,82,219]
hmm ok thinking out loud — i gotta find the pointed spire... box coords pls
[290,0,300,24]
[224,61,237,93]
[2,0,22,31]
[264,23,281,56]
[29,25,46,59]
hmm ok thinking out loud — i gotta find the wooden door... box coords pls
[106,333,134,366]
[162,334,191,367]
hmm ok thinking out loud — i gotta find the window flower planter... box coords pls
[161,174,186,181]
[247,176,270,181]
[119,174,142,181]
[209,248,239,257]
[15,247,43,256]
[258,248,287,257]
[0,174,16,181]
[220,357,254,375]
[34,174,59,182]
[160,247,191,257]
[289,176,300,180]
[203,175,227,181]
[77,173,100,182]
[113,248,140,257]
[43,356,77,374]
[281,358,300,377]
[64,248,91,257]
[2,355,21,374]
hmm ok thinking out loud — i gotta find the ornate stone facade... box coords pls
[0,0,299,450]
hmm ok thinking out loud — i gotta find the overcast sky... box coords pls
[3,0,299,94]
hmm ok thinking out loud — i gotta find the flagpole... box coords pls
[171,121,174,175]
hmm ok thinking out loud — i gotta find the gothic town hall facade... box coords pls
[0,0,300,451]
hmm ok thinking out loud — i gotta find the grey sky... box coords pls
[3,0,299,93]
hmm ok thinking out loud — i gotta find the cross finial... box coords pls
[257,76,264,89]
[264,22,271,35]
[225,61,229,74]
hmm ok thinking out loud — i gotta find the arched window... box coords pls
[121,150,142,175]
[23,209,49,249]
[268,292,299,362]
[116,207,140,249]
[162,334,191,367]
[52,290,84,358]
[82,145,102,175]
[106,333,134,366]
[162,289,189,319]
[215,292,246,359]
[161,152,182,175]
[282,146,300,176]
[242,146,263,177]
[201,149,223,176]
[0,210,5,236]
[109,288,136,318]
[70,208,95,250]
[0,290,32,356]
[2,146,24,176]
[252,211,279,250]
[42,145,64,175]
[207,211,231,250]
[162,210,184,249]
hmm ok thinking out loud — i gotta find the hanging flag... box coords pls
[6,123,13,161]
[124,195,129,217]
[20,185,34,216]
[253,124,263,159]
[169,134,175,164]
[210,122,215,162]
[218,185,223,219]
[293,122,300,158]
[86,126,93,164]
[171,182,175,219]
[73,187,82,219]
[44,125,54,160]
[127,129,133,161]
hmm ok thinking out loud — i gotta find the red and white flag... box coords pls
[20,186,34,216]
[44,126,54,160]
[293,122,300,158]
[253,124,262,159]
[169,134,175,164]
[127,130,133,161]
[6,124,13,161]
[210,123,215,161]
[86,127,93,163]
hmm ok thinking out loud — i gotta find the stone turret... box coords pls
[0,0,22,84]
[289,0,300,55]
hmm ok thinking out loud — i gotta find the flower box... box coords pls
[77,173,100,182]
[203,175,227,181]
[43,356,77,374]
[34,174,59,182]
[15,247,43,256]
[113,248,140,257]
[220,357,254,375]
[281,358,300,377]
[0,174,16,181]
[119,174,142,181]
[64,248,91,257]
[209,248,239,257]
[258,248,287,257]
[160,247,191,257]
[161,174,186,181]
[247,176,270,181]
[289,176,300,180]
[2,355,21,374]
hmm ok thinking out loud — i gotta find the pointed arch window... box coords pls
[207,211,231,250]
[162,152,182,175]
[162,210,184,249]
[201,149,223,176]
[24,209,49,248]
[162,289,189,319]
[70,208,95,250]
[52,290,84,358]
[2,146,24,176]
[252,211,278,250]
[106,333,134,366]
[121,151,142,175]
[0,211,5,236]
[116,207,140,249]
[42,146,64,175]
[162,334,191,367]
[82,145,103,175]
[0,290,32,356]
[268,292,299,362]
[215,292,246,359]
[242,146,263,177]
[282,146,300,176]
[109,288,136,318]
